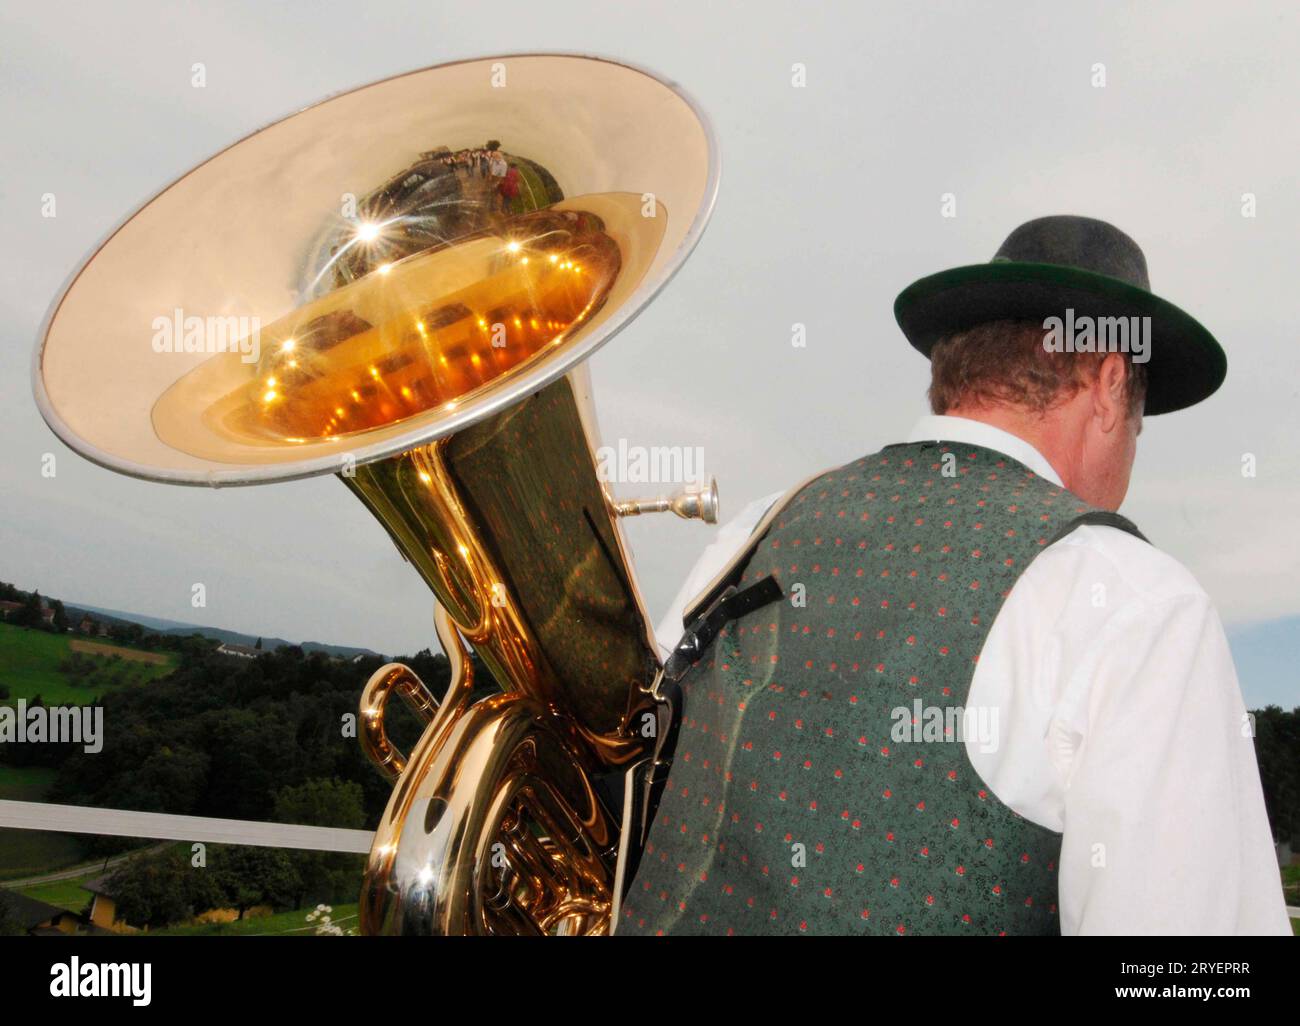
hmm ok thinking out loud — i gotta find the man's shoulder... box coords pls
[1035,521,1210,608]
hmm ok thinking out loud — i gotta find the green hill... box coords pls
[65,603,382,660]
[0,623,177,705]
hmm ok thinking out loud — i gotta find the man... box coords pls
[488,148,508,185]
[619,216,1289,936]
[498,162,521,214]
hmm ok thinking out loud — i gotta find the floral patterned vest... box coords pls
[618,441,1143,936]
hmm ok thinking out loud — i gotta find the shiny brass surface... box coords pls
[33,53,719,936]
[362,690,620,935]
[348,367,665,934]
[35,54,717,486]
[344,372,662,767]
[151,195,661,466]
[359,665,436,781]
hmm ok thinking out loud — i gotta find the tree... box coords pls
[210,845,301,919]
[114,746,211,815]
[13,590,42,629]
[50,599,68,632]
[105,848,223,929]
[273,778,366,908]
[112,621,145,646]
[1253,705,1300,845]
[198,707,298,820]
[43,639,502,832]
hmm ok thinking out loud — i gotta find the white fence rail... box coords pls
[0,800,374,854]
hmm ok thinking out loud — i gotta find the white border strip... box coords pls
[0,800,373,854]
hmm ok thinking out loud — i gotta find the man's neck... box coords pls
[942,404,1079,489]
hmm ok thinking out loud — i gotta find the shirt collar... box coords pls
[905,415,1064,487]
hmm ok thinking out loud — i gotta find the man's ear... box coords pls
[1094,353,1128,432]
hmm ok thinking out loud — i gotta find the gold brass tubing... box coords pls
[341,374,666,773]
[414,440,495,641]
[433,601,475,713]
[358,663,438,781]
[404,439,542,699]
[357,601,476,783]
[543,897,609,935]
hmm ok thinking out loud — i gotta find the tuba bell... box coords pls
[32,54,719,935]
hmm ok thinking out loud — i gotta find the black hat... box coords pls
[893,215,1225,415]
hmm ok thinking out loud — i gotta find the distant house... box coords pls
[74,614,109,637]
[0,599,53,626]
[216,642,261,659]
[1,891,87,936]
[82,876,135,933]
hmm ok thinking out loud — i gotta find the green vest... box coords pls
[618,440,1143,936]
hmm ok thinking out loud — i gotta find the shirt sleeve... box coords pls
[1055,591,1291,935]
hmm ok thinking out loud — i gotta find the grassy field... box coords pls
[0,765,88,880]
[0,622,177,705]
[0,625,175,876]
[2,826,356,933]
[68,639,169,664]
[13,877,96,913]
[149,903,359,936]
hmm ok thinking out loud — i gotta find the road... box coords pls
[0,842,170,888]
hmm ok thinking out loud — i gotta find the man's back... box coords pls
[621,440,1109,935]
[622,423,1289,935]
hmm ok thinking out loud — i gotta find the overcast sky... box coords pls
[1,1,1296,707]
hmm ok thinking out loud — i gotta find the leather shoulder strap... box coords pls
[681,469,825,625]
[1046,509,1148,546]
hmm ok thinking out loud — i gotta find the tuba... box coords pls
[32,54,719,935]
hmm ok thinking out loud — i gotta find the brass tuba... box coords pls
[32,54,719,935]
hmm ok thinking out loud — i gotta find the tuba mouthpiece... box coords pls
[614,476,719,524]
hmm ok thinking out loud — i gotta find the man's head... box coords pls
[895,217,1227,495]
[928,318,1147,510]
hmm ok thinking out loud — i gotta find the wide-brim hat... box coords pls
[893,215,1225,415]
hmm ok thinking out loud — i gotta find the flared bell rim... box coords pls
[32,51,720,488]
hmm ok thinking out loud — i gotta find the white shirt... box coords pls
[657,415,1290,936]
